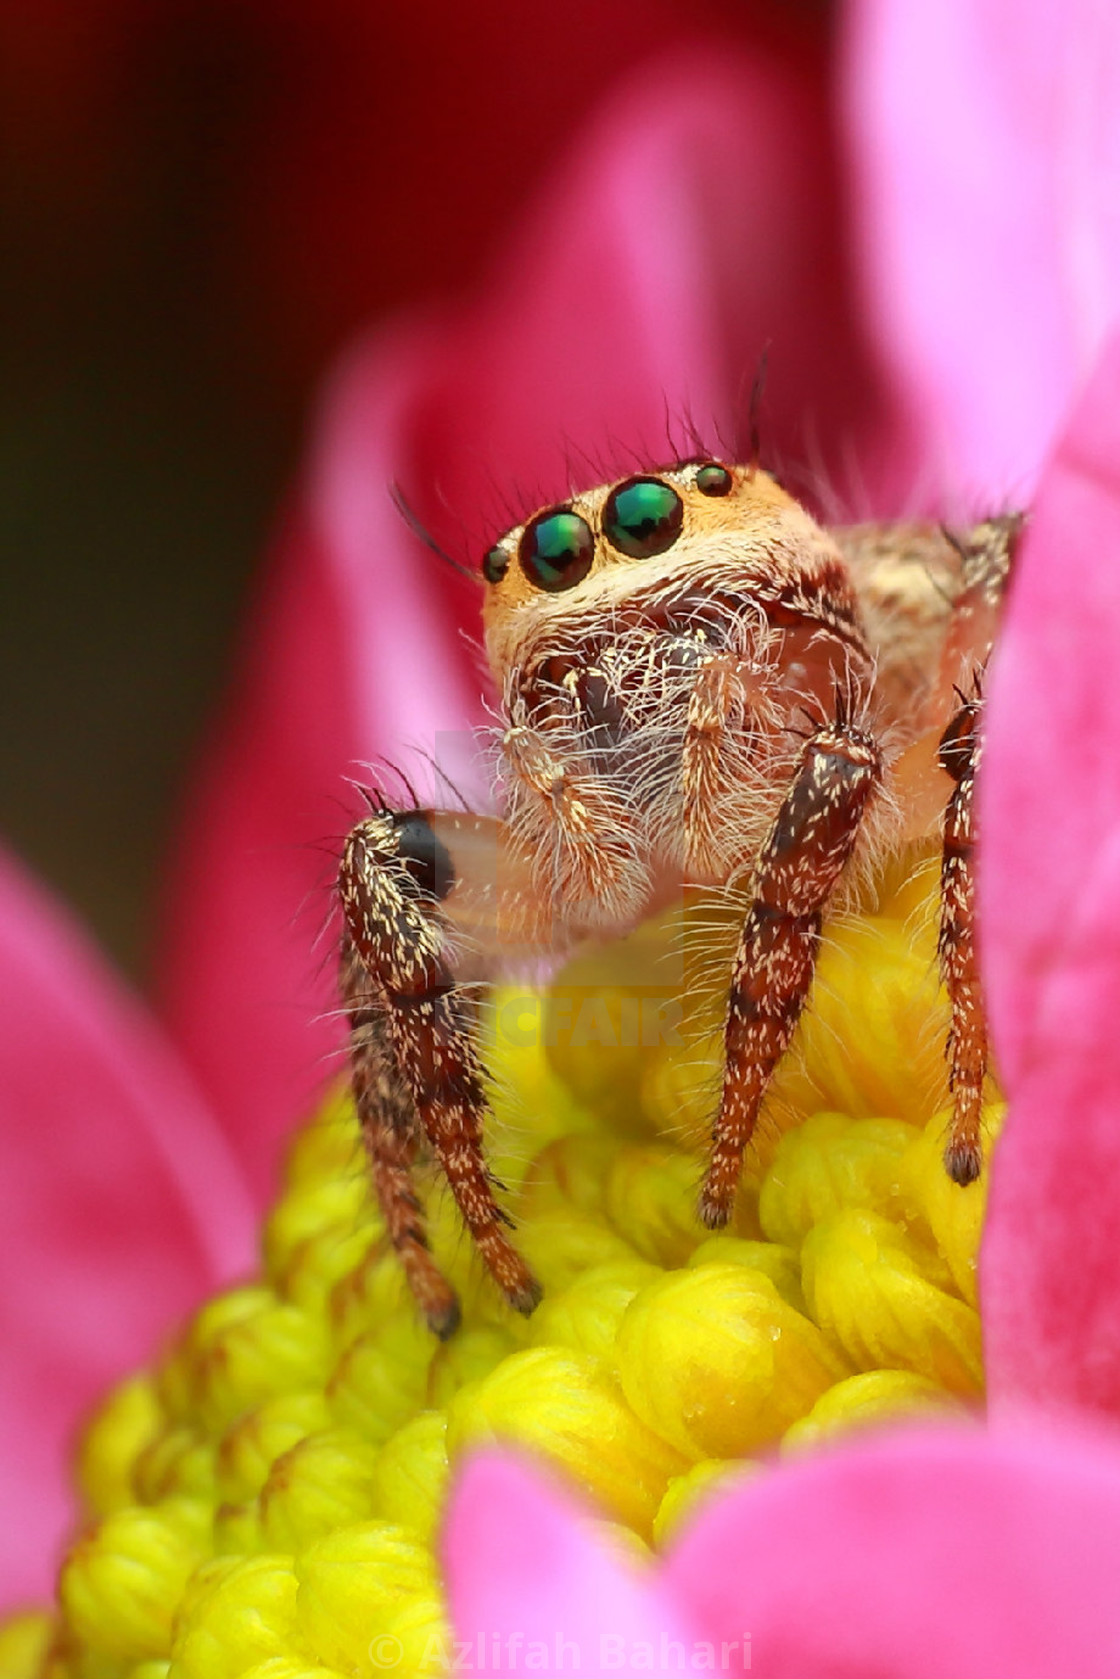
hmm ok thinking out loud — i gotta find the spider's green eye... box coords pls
[519,509,595,591]
[695,461,734,497]
[483,545,509,584]
[603,476,683,559]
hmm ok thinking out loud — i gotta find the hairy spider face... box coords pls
[481,463,879,893]
[482,462,859,655]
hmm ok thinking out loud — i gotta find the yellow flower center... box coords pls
[12,853,1001,1679]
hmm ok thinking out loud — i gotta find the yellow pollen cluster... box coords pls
[8,859,1000,1679]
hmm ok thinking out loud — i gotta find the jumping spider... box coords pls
[338,459,1021,1336]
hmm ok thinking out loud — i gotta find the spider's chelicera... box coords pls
[337,457,1022,1336]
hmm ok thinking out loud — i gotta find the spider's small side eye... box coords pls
[695,461,734,497]
[519,509,596,591]
[483,545,509,584]
[603,476,684,559]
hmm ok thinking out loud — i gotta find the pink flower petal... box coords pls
[0,846,254,1608]
[447,1431,1120,1677]
[844,0,1120,503]
[158,47,901,1193]
[981,328,1120,1416]
[444,1453,701,1674]
[663,1425,1120,1677]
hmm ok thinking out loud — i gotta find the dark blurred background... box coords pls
[0,0,830,983]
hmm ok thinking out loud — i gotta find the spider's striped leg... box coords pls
[930,514,1023,1181]
[700,718,883,1229]
[338,808,541,1332]
[938,691,987,1185]
[340,932,460,1337]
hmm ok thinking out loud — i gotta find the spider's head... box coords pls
[479,461,844,685]
[480,461,795,607]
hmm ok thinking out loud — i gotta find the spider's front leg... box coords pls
[700,715,884,1228]
[338,807,542,1336]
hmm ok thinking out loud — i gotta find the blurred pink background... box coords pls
[0,0,827,982]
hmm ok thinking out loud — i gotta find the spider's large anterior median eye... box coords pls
[603,476,684,558]
[519,509,596,591]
